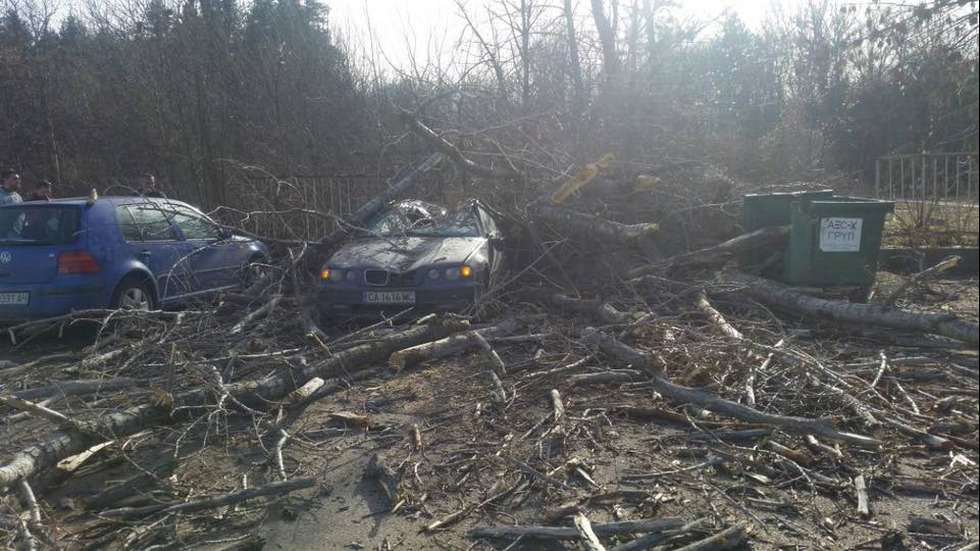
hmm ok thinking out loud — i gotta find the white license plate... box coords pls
[363,291,415,304]
[0,292,29,306]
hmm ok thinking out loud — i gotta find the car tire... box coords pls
[111,276,156,311]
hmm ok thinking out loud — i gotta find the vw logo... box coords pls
[0,251,11,263]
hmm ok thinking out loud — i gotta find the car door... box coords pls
[116,203,195,303]
[167,204,241,293]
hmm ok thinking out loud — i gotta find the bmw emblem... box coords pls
[0,251,11,263]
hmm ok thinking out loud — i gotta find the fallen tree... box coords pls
[725,271,979,346]
[584,329,881,447]
[628,226,790,278]
[533,203,659,245]
[0,317,468,490]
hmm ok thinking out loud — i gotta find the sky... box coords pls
[326,0,785,72]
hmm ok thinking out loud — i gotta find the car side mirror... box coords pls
[488,236,505,248]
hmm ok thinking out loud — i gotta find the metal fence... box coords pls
[875,152,979,204]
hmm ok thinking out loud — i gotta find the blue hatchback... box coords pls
[0,196,269,322]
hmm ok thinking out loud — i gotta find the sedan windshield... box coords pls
[404,209,480,237]
[363,202,480,238]
[0,206,80,245]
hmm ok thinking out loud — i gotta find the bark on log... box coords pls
[0,318,468,490]
[671,523,751,551]
[470,517,686,540]
[726,271,979,346]
[695,292,743,340]
[629,226,790,278]
[534,203,659,244]
[586,330,880,447]
[389,318,522,371]
[574,513,608,551]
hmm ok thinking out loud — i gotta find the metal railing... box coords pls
[875,152,979,204]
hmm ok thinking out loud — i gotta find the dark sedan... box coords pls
[317,199,506,316]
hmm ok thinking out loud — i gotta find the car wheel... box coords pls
[112,277,155,311]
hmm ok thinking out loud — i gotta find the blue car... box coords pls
[0,196,269,322]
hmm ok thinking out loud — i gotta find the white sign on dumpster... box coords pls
[819,217,862,252]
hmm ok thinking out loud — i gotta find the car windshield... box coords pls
[0,206,80,245]
[363,203,481,238]
[404,209,481,237]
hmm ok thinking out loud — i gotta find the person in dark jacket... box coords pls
[25,180,53,201]
[135,173,167,198]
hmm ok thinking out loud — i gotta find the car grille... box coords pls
[364,270,417,287]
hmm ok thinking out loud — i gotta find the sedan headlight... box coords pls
[427,268,440,280]
[320,267,344,282]
[346,270,358,282]
[444,266,474,281]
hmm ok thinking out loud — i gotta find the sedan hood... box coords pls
[328,236,484,272]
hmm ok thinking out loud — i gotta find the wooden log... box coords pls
[0,318,468,490]
[389,318,522,371]
[470,517,686,540]
[726,271,979,346]
[629,226,789,278]
[284,377,325,405]
[695,292,743,340]
[670,523,751,551]
[0,394,71,425]
[855,474,870,519]
[586,330,880,447]
[534,203,659,244]
[574,514,608,551]
[101,476,315,518]
[609,519,710,551]
[472,332,507,376]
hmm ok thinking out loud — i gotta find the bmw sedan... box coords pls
[0,196,269,322]
[317,199,507,316]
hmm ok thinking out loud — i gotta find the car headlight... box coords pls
[445,267,460,280]
[460,265,473,278]
[346,270,358,282]
[321,267,344,281]
[427,268,440,280]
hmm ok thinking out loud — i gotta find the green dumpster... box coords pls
[784,196,894,290]
[741,190,835,271]
[741,189,835,232]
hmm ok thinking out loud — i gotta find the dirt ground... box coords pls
[2,272,978,551]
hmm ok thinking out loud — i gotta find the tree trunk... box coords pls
[0,318,468,490]
[726,271,979,346]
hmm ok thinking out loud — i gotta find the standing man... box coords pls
[135,173,167,198]
[26,180,53,201]
[0,169,23,205]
